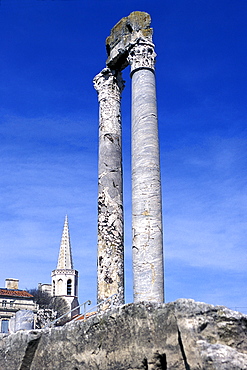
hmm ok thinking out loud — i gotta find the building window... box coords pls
[2,300,7,307]
[67,279,72,295]
[53,280,55,296]
[1,320,9,333]
[10,300,14,307]
[57,279,63,295]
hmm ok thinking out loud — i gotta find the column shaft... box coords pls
[129,44,164,303]
[93,68,124,305]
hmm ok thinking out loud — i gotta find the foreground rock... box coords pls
[0,299,246,369]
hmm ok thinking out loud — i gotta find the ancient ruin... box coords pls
[1,299,247,369]
[94,12,164,304]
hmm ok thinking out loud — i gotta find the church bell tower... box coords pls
[51,215,79,316]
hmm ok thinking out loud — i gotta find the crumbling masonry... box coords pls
[94,12,164,305]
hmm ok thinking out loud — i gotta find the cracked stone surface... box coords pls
[94,68,125,305]
[106,11,153,70]
[0,299,246,369]
[98,11,164,304]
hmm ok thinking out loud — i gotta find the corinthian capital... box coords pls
[93,68,125,102]
[128,42,156,75]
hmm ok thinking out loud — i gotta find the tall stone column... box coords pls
[93,68,125,306]
[128,42,164,303]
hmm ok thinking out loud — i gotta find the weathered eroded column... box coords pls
[93,68,125,305]
[128,41,164,303]
[96,11,164,305]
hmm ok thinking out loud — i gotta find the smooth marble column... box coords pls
[128,42,164,303]
[93,68,125,306]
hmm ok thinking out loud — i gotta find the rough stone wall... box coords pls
[0,299,247,369]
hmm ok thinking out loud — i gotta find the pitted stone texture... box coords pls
[94,67,124,105]
[106,11,153,70]
[0,300,247,369]
[0,330,42,370]
[97,11,164,305]
[131,66,164,303]
[94,68,125,306]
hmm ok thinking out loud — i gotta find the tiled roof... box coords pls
[0,288,33,298]
[73,311,97,321]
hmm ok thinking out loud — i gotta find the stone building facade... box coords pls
[0,279,37,333]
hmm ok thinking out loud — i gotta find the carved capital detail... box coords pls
[93,68,125,102]
[128,42,156,75]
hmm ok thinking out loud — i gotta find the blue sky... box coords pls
[0,0,246,313]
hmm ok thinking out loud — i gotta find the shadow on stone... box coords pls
[19,336,41,370]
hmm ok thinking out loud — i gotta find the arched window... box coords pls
[57,279,63,295]
[67,279,72,295]
[53,280,55,296]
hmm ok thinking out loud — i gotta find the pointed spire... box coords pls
[57,215,74,269]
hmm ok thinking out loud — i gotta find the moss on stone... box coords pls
[106,11,151,55]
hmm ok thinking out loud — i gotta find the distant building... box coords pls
[0,279,37,333]
[38,283,52,295]
[51,216,79,317]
